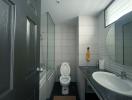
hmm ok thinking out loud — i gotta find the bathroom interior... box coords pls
[1,0,132,100]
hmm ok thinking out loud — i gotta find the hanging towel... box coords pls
[85,47,90,62]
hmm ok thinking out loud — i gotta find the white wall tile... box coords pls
[79,16,96,26]
[79,26,96,34]
[55,24,77,82]
[79,54,99,66]
[78,16,99,66]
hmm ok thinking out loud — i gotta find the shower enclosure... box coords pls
[47,13,55,75]
[39,12,55,100]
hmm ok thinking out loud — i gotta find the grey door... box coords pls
[0,0,40,100]
[0,0,15,100]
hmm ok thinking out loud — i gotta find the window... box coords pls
[105,0,132,26]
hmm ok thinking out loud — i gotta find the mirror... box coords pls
[106,12,132,66]
[106,23,115,61]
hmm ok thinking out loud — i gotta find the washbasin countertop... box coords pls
[92,71,132,96]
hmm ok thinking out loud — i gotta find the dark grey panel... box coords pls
[0,0,11,94]
[14,0,40,99]
[25,18,37,100]
[0,0,41,99]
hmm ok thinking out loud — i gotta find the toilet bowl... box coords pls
[60,76,71,86]
[59,62,71,95]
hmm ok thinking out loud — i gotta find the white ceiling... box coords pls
[42,0,112,25]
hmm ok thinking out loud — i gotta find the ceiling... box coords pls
[42,0,112,25]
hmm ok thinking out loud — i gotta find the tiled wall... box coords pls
[97,11,132,80]
[78,16,99,66]
[55,24,77,82]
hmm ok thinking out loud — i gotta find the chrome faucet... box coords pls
[120,71,127,79]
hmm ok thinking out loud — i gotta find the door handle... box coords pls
[36,67,44,72]
[36,64,47,72]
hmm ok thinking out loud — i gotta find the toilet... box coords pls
[59,62,71,95]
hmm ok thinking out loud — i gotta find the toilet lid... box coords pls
[60,62,70,76]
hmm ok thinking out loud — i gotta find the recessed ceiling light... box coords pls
[56,0,61,4]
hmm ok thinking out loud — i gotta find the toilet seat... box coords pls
[60,76,71,85]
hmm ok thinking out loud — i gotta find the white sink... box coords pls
[92,71,132,96]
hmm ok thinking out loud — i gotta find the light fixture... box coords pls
[56,0,61,4]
